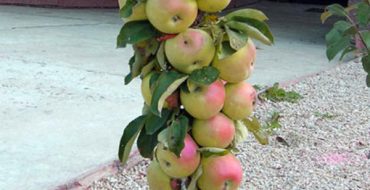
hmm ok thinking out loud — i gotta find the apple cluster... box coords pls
[118,0,265,189]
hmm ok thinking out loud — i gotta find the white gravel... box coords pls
[90,62,370,190]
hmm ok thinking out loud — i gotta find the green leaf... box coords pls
[189,66,220,86]
[242,116,269,145]
[232,120,249,145]
[156,42,168,70]
[118,115,146,165]
[339,46,356,60]
[326,36,351,60]
[119,0,136,18]
[187,165,203,190]
[167,115,189,157]
[117,21,159,48]
[362,31,370,50]
[198,147,229,158]
[226,20,273,45]
[225,25,248,51]
[145,109,172,135]
[124,56,135,85]
[357,2,370,27]
[218,41,237,59]
[259,83,302,103]
[151,71,188,116]
[137,126,160,159]
[363,54,370,73]
[321,4,357,23]
[326,4,348,18]
[140,59,155,78]
[334,20,357,35]
[224,8,268,22]
[367,74,370,87]
[232,17,274,44]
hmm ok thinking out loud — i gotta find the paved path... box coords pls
[0,2,337,190]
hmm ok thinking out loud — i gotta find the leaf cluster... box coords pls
[259,83,303,103]
[322,2,370,87]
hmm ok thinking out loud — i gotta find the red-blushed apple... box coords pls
[180,80,225,119]
[165,28,216,74]
[141,73,179,109]
[145,0,198,34]
[213,39,256,83]
[192,113,235,148]
[198,153,243,190]
[156,134,201,178]
[223,82,256,120]
[147,160,173,190]
[119,0,147,22]
[197,0,231,13]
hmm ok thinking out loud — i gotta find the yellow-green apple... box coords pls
[147,160,173,190]
[213,40,256,83]
[165,28,216,74]
[198,153,243,190]
[141,73,179,109]
[223,82,256,120]
[192,113,235,148]
[180,80,225,119]
[145,0,198,34]
[119,0,147,22]
[156,134,201,178]
[197,0,231,13]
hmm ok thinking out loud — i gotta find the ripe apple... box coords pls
[213,40,256,83]
[197,0,231,13]
[145,0,198,34]
[147,160,173,190]
[141,73,179,109]
[192,113,235,148]
[198,153,243,190]
[156,134,201,178]
[165,28,216,74]
[180,80,225,119]
[223,82,256,120]
[119,0,147,22]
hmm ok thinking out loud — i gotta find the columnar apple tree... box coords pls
[117,0,274,189]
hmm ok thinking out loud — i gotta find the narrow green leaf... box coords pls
[189,66,220,86]
[167,115,188,157]
[225,25,248,51]
[232,120,249,145]
[362,31,370,50]
[362,54,370,73]
[198,147,229,158]
[232,17,274,44]
[151,71,188,116]
[117,21,159,48]
[334,20,357,35]
[156,42,168,70]
[145,109,172,135]
[118,115,146,165]
[140,59,155,78]
[187,165,203,190]
[224,8,268,22]
[137,126,161,159]
[226,20,273,45]
[321,4,357,23]
[124,56,135,85]
[326,4,348,18]
[242,116,269,145]
[119,0,136,18]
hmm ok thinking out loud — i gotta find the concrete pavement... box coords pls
[0,1,337,190]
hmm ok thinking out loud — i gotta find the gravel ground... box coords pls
[90,62,370,190]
